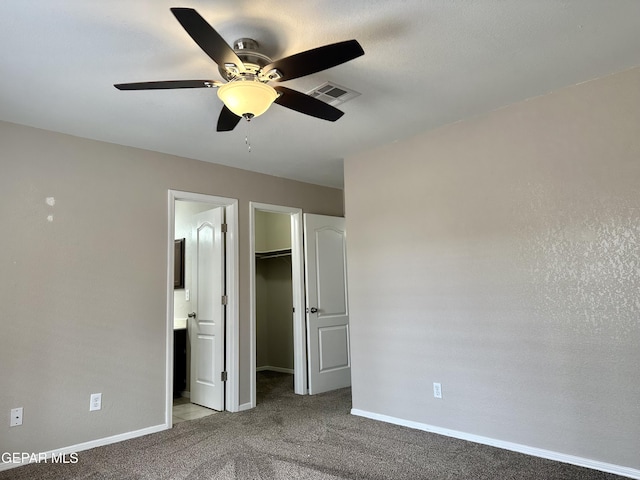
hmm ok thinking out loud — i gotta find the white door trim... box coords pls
[249,202,306,408]
[166,190,240,428]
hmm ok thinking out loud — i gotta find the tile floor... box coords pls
[172,397,217,424]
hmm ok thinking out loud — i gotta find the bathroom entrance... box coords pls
[167,190,240,426]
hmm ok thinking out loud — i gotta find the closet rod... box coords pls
[255,249,291,259]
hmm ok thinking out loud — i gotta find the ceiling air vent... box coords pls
[307,82,361,106]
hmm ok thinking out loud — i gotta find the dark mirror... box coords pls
[174,238,185,289]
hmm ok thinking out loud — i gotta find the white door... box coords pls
[304,214,351,394]
[189,208,225,410]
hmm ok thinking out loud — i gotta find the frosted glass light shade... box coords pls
[217,81,277,118]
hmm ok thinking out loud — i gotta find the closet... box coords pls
[255,211,294,375]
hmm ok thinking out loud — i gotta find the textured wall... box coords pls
[344,67,640,471]
[255,211,292,252]
[256,258,294,370]
[0,121,342,457]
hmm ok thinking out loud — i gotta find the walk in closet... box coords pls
[255,211,294,374]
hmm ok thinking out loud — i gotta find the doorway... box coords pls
[166,190,240,428]
[249,203,306,407]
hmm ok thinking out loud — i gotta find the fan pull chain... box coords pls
[245,119,252,153]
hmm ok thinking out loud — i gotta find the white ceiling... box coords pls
[2,1,639,188]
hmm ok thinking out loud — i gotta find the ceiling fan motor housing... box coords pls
[218,38,275,82]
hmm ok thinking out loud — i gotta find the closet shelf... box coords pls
[255,248,291,259]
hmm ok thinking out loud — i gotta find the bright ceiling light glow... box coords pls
[217,81,277,118]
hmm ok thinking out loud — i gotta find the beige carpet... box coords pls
[0,371,626,479]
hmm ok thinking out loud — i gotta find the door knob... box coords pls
[310,307,318,314]
[188,312,196,318]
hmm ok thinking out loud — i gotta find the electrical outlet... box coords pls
[433,382,442,399]
[10,407,23,427]
[90,393,102,411]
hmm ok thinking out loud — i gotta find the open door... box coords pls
[304,214,351,394]
[189,207,225,410]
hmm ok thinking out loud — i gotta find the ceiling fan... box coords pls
[114,8,364,132]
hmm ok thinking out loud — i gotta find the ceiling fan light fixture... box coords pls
[217,81,277,119]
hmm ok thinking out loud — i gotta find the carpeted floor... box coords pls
[0,371,627,479]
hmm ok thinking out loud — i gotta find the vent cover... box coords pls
[307,82,361,106]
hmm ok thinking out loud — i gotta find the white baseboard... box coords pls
[350,409,640,480]
[256,366,294,374]
[237,402,253,412]
[0,424,168,472]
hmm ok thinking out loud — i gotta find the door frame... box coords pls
[166,190,240,427]
[249,202,306,407]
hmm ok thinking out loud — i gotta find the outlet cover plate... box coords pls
[10,407,23,427]
[433,382,442,399]
[90,393,102,411]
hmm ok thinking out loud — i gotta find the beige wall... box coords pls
[0,121,342,456]
[256,258,294,371]
[255,210,292,252]
[344,67,640,471]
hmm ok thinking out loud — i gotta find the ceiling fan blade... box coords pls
[263,40,363,82]
[171,8,245,72]
[114,80,221,90]
[217,105,242,131]
[274,86,344,121]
